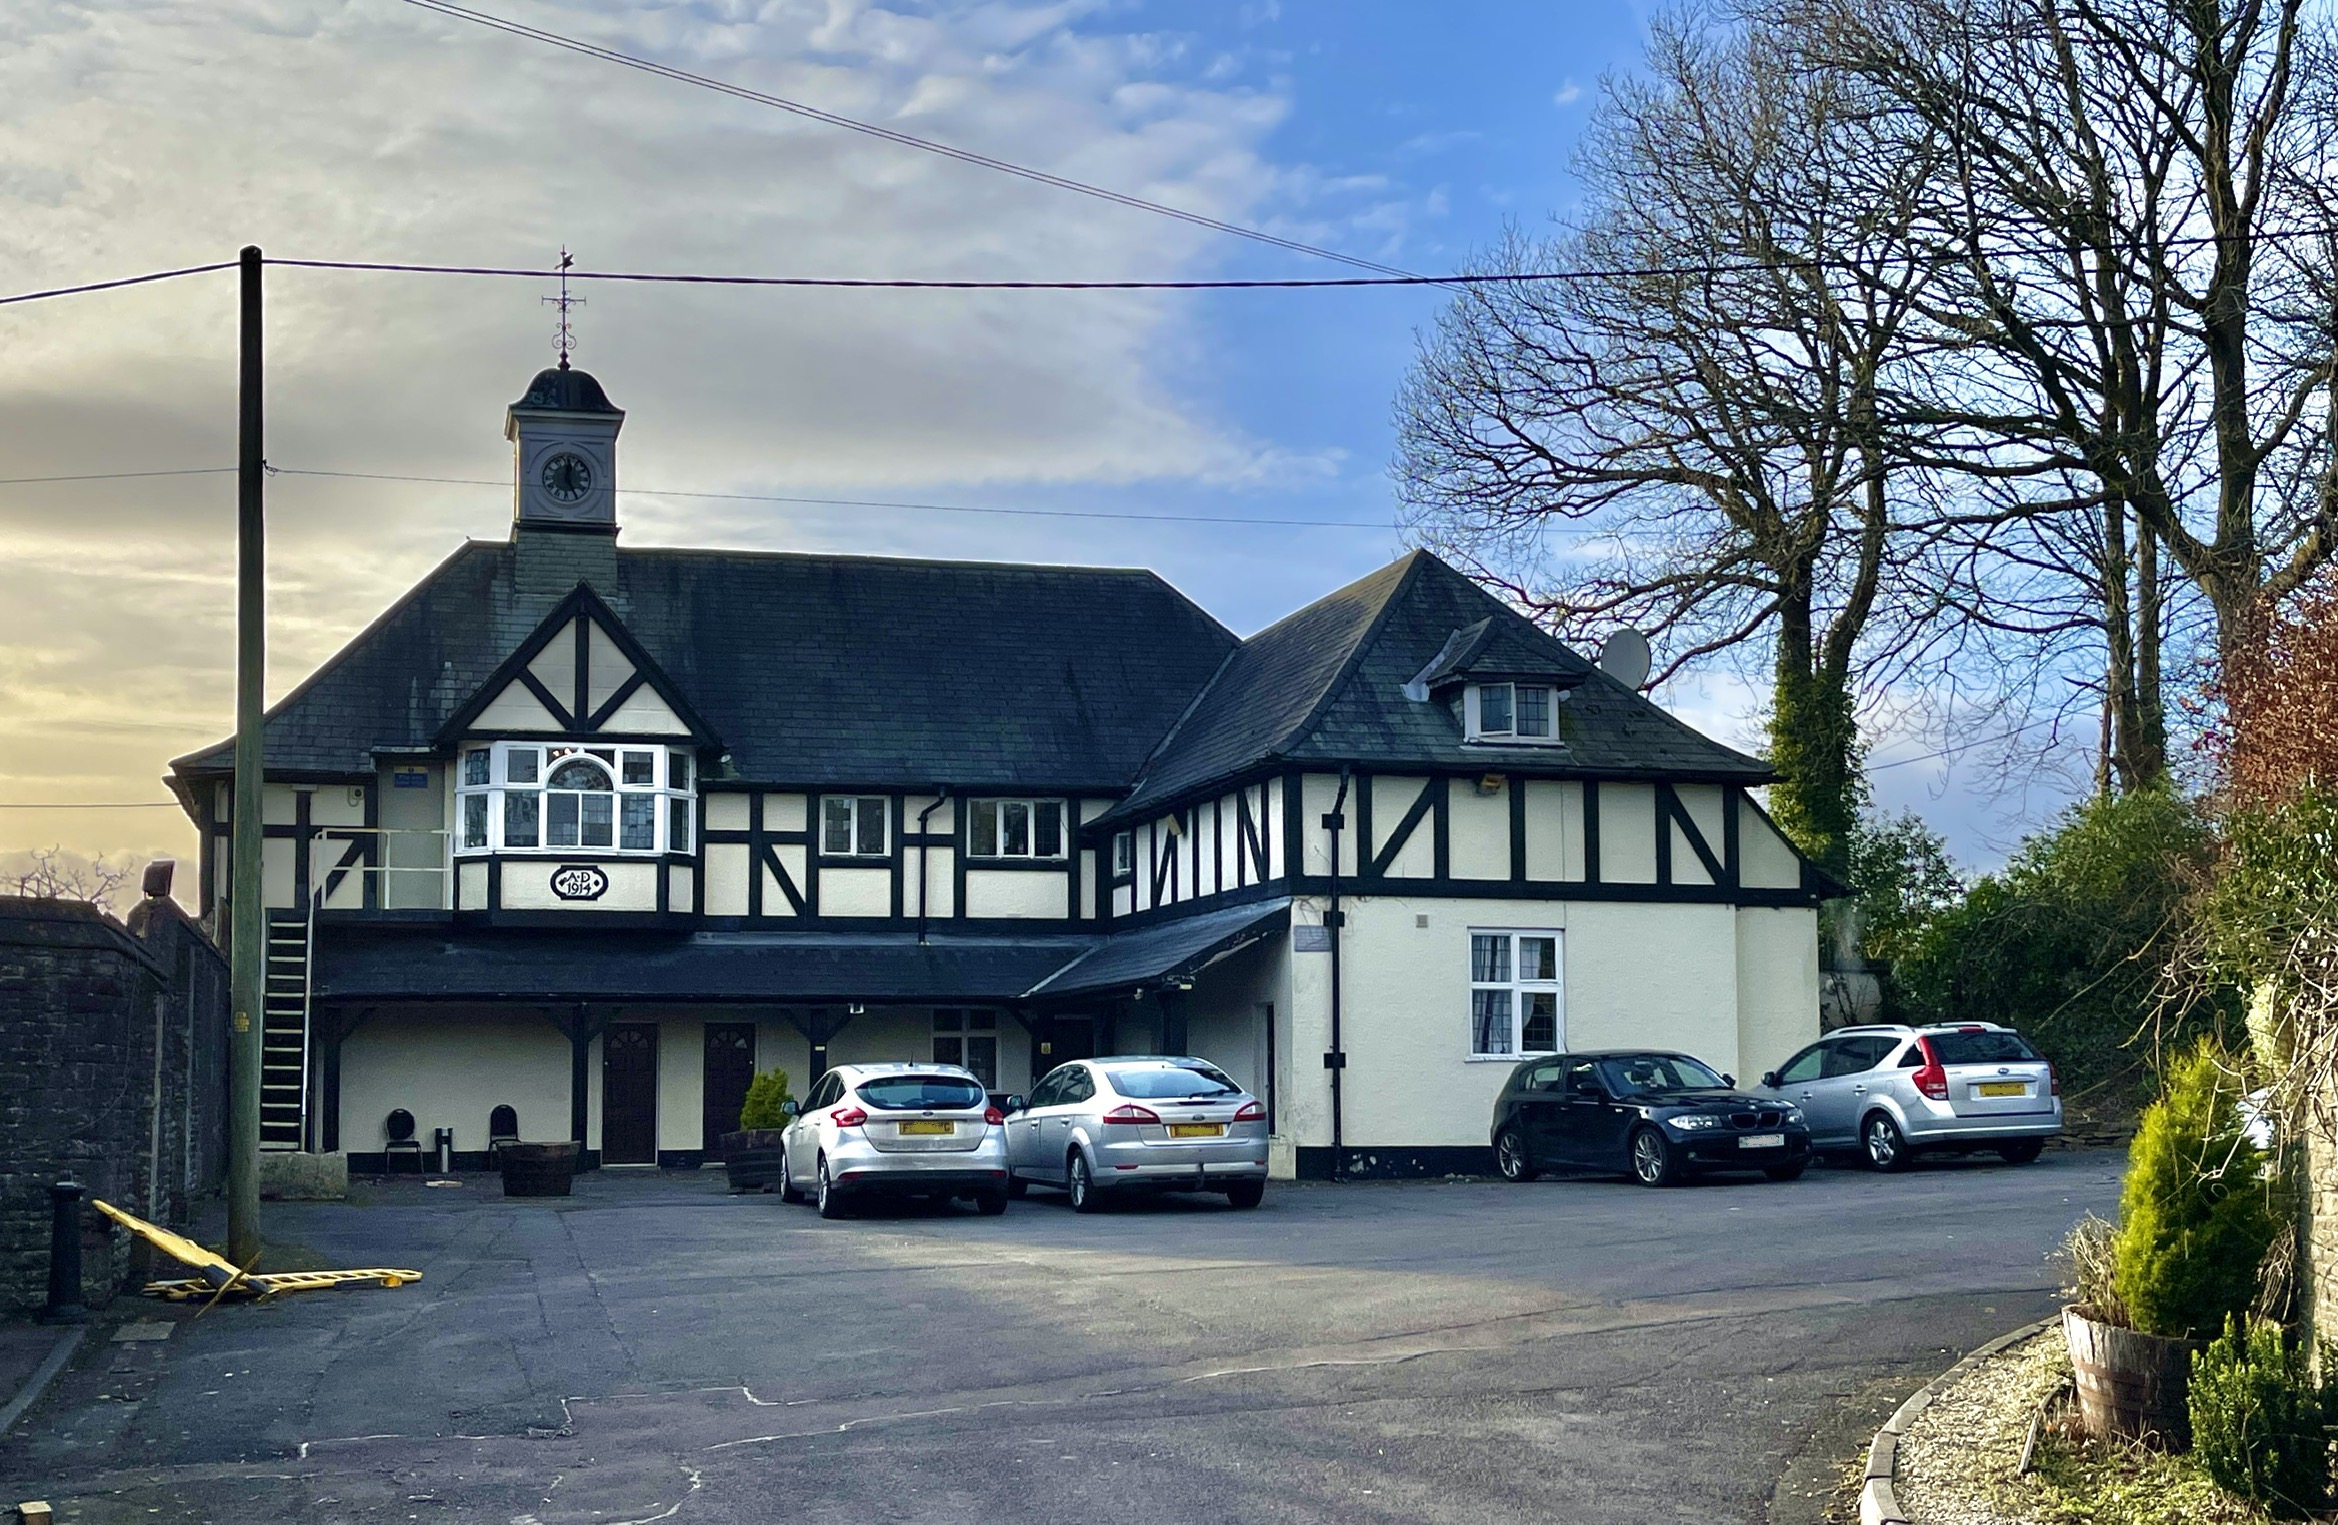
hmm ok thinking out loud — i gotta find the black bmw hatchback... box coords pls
[1489,1050,1813,1186]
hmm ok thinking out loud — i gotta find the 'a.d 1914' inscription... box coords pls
[549,864,610,902]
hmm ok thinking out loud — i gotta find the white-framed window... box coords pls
[1112,831,1134,877]
[933,1009,999,1089]
[1469,929,1562,1058]
[968,799,1065,859]
[454,741,694,856]
[822,795,888,858]
[1466,682,1560,743]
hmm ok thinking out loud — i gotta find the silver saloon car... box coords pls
[778,1063,1010,1218]
[1758,1022,2061,1171]
[1005,1056,1269,1212]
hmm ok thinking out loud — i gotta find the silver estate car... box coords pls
[777,1062,1010,1218]
[1005,1056,1269,1211]
[1758,1022,2061,1170]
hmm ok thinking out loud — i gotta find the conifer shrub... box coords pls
[2111,1043,2278,1340]
[2189,1316,2333,1517]
[736,1068,795,1132]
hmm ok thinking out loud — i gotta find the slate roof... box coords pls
[1105,550,1770,821]
[511,365,621,414]
[173,544,1239,791]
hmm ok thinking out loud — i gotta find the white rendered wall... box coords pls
[1735,906,1821,1078]
[819,868,890,917]
[1446,783,1509,882]
[964,870,1067,919]
[340,1009,572,1156]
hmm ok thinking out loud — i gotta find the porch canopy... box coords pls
[312,901,1292,1007]
[1023,900,1290,1002]
[314,926,1095,1005]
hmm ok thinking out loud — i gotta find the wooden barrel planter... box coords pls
[2064,1306,2204,1446]
[720,1130,789,1194]
[499,1141,581,1198]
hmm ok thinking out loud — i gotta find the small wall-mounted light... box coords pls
[847,1002,866,1016]
[1477,773,1507,796]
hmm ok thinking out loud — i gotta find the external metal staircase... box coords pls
[260,905,313,1150]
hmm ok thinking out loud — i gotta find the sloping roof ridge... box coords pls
[1119,639,1247,804]
[171,538,506,773]
[618,541,1184,581]
[1273,548,1438,762]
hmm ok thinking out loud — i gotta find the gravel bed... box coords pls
[1893,1331,2069,1525]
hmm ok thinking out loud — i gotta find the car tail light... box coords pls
[983,1106,1005,1125]
[1101,1103,1161,1126]
[1233,1101,1266,1123]
[2049,1062,2061,1097]
[831,1106,868,1128]
[1910,1039,1949,1101]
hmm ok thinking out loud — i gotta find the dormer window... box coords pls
[1465,683,1560,744]
[455,741,694,855]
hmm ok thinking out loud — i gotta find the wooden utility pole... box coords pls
[227,245,265,1264]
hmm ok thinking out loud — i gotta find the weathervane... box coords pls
[543,248,584,370]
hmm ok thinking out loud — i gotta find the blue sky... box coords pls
[0,0,2066,879]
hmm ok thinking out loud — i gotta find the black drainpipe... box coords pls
[1325,765,1352,1180]
[916,789,948,946]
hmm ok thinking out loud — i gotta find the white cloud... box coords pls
[0,0,1387,866]
[1552,78,1582,106]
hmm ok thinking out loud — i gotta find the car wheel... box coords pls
[1997,1138,2045,1165]
[1763,1161,1807,1183]
[816,1156,851,1218]
[1629,1127,1680,1188]
[1005,1171,1028,1200]
[1863,1112,1913,1173]
[1224,1179,1265,1210]
[1067,1151,1103,1213]
[1494,1127,1539,1183]
[776,1150,805,1204]
[975,1186,1009,1215]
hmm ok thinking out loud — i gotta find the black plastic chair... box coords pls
[488,1105,520,1165]
[384,1108,424,1174]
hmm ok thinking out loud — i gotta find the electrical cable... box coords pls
[0,260,238,307]
[0,468,235,486]
[394,0,1416,279]
[0,801,182,809]
[1866,712,2068,772]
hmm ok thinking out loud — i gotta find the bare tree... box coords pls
[1396,11,1949,871]
[1798,0,2338,757]
[8,845,130,915]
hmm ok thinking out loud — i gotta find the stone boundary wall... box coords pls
[0,893,228,1319]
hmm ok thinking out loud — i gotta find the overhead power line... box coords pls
[0,260,238,308]
[395,0,1415,279]
[0,801,182,810]
[268,257,1488,289]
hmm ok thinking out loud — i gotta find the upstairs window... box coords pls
[822,795,888,858]
[968,799,1065,860]
[455,742,694,856]
[1112,831,1134,877]
[1466,682,1560,744]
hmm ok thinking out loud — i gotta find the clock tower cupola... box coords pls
[506,362,624,533]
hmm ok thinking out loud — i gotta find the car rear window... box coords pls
[1107,1065,1241,1100]
[1928,1031,2040,1065]
[856,1075,987,1110]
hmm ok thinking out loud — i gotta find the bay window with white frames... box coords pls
[967,798,1065,860]
[1469,930,1563,1058]
[454,742,695,856]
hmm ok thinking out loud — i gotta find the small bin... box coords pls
[499,1141,581,1198]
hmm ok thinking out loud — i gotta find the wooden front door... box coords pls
[602,1023,659,1164]
[702,1023,756,1153]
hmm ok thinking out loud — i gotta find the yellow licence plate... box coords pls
[1169,1123,1224,1139]
[899,1120,955,1136]
[1976,1081,2027,1098]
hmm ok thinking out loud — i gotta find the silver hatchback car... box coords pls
[778,1062,1010,1218]
[1758,1022,2061,1170]
[1005,1056,1269,1211]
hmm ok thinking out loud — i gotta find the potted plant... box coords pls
[2064,1043,2278,1446]
[720,1068,794,1194]
[499,1139,581,1198]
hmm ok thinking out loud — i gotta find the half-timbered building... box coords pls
[168,363,1830,1178]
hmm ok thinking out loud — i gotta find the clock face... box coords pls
[540,451,594,504]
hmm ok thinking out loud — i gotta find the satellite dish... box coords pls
[1597,629,1651,689]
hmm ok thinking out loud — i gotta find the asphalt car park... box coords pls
[2,1147,2118,1524]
